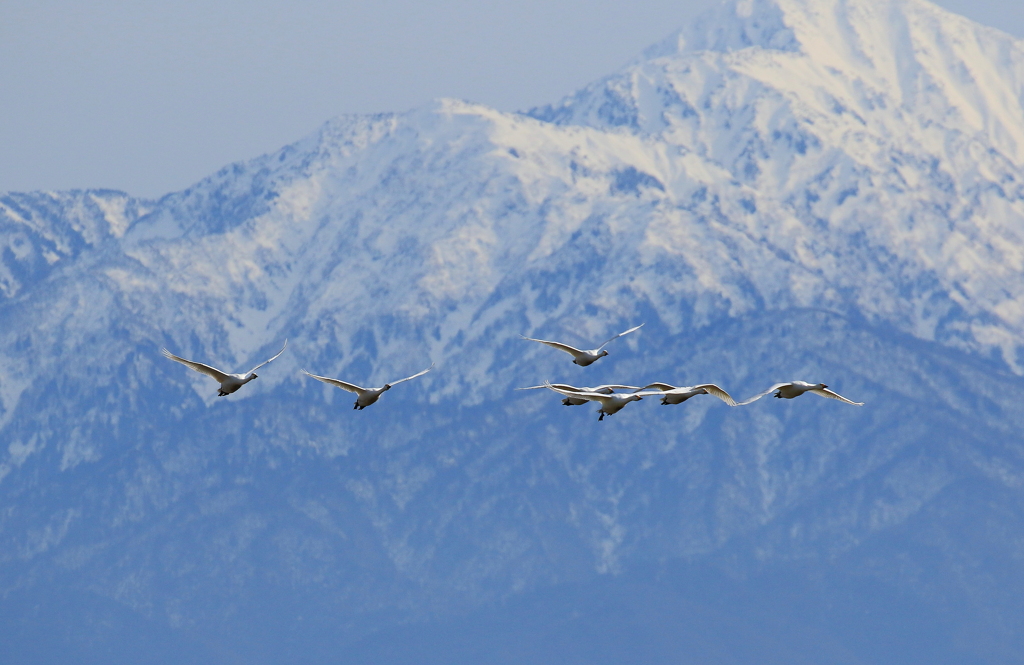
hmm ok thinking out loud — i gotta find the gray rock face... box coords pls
[3,0,1024,661]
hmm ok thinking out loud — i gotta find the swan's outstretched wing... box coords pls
[245,340,288,375]
[543,383,661,403]
[541,385,612,406]
[595,323,644,352]
[809,387,864,405]
[693,383,737,406]
[542,383,602,400]
[520,335,584,357]
[388,363,435,386]
[301,369,364,394]
[736,383,789,406]
[637,382,676,392]
[630,389,667,398]
[162,349,231,384]
[516,383,581,392]
[593,384,641,392]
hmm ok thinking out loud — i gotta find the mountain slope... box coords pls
[0,190,150,302]
[531,0,1024,369]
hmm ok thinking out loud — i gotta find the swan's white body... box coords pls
[737,381,863,406]
[636,382,736,406]
[540,382,663,420]
[518,383,640,406]
[162,340,288,396]
[302,363,434,410]
[520,324,644,366]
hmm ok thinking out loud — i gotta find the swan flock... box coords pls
[163,324,863,419]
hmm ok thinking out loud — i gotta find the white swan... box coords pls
[540,382,663,420]
[737,381,864,406]
[520,323,644,366]
[517,383,640,406]
[636,382,736,406]
[302,363,434,410]
[162,340,288,396]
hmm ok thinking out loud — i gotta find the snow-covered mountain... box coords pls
[530,0,1024,369]
[3,0,1024,662]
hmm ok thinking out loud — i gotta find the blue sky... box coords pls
[2,0,1022,198]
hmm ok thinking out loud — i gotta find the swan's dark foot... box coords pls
[598,412,605,421]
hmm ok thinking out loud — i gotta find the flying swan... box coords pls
[162,340,288,396]
[736,381,864,406]
[301,363,434,410]
[540,382,664,420]
[517,383,640,406]
[520,323,644,366]
[635,382,737,406]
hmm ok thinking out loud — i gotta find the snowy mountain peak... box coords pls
[543,0,1024,163]
[649,0,1016,61]
[644,0,800,56]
